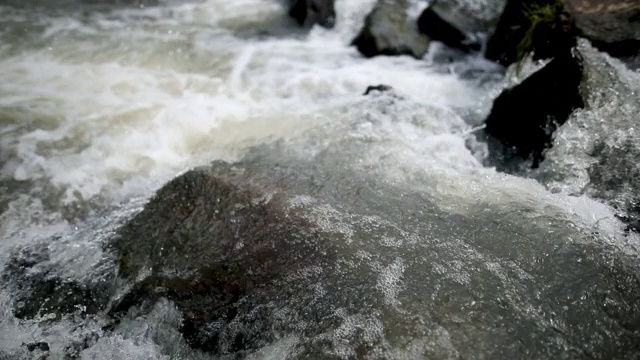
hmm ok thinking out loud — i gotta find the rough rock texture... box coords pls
[352,0,430,58]
[485,0,577,66]
[2,243,110,321]
[417,7,481,52]
[431,0,507,33]
[483,47,584,170]
[560,0,640,47]
[110,121,640,359]
[537,39,640,232]
[288,0,336,29]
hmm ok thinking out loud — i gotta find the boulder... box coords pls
[485,0,577,66]
[560,0,640,52]
[417,7,481,52]
[483,47,584,170]
[352,0,430,58]
[288,0,336,29]
[430,0,507,33]
[536,39,640,232]
[109,131,640,358]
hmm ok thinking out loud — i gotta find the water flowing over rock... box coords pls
[2,0,640,358]
[352,0,430,58]
[109,97,640,358]
[537,39,640,232]
[288,0,336,28]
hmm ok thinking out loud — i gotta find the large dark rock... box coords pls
[417,7,481,53]
[109,123,640,358]
[352,0,430,58]
[483,47,584,170]
[288,0,336,29]
[110,166,330,353]
[486,0,577,66]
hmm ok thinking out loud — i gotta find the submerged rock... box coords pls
[288,0,336,29]
[483,47,583,170]
[109,119,640,358]
[352,0,430,58]
[2,243,110,321]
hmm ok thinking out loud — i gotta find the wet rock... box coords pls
[483,47,583,170]
[430,0,507,33]
[24,342,50,352]
[560,0,640,46]
[109,128,640,358]
[110,166,330,353]
[537,39,640,232]
[417,7,481,53]
[62,332,101,359]
[2,244,110,321]
[352,0,430,58]
[288,0,336,29]
[363,84,393,95]
[486,0,577,66]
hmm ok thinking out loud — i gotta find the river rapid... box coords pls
[0,0,639,359]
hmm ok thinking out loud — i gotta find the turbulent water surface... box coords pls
[1,0,639,359]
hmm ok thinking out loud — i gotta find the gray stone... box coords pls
[561,0,640,44]
[352,0,430,58]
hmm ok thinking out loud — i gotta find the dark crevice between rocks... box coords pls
[417,8,481,53]
[289,0,336,29]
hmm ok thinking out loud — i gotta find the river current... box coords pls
[0,0,638,358]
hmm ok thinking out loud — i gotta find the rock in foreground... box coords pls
[110,135,640,358]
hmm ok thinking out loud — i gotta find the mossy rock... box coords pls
[486,0,577,66]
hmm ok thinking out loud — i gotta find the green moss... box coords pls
[515,0,563,66]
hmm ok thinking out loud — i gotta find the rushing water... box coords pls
[0,0,639,359]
